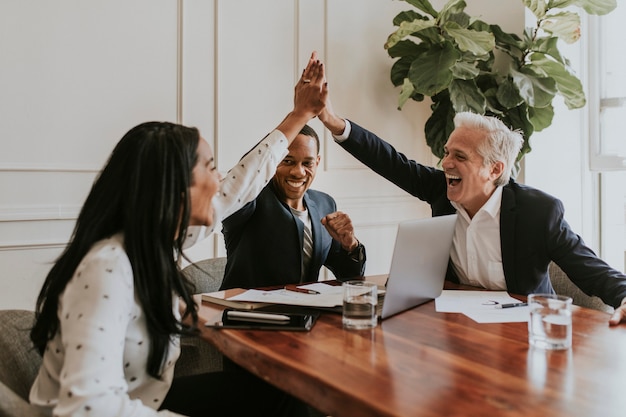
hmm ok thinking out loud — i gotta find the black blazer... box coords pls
[220,183,366,290]
[339,120,626,307]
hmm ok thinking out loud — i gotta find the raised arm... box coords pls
[275,51,328,143]
[212,52,328,222]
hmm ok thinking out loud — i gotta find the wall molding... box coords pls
[0,163,99,173]
[0,240,67,252]
[0,205,80,222]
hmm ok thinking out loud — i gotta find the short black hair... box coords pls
[299,124,320,154]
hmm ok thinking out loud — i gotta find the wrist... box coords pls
[325,116,346,136]
[344,239,360,254]
[345,240,364,263]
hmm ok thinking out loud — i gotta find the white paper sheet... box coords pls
[436,290,530,323]
[227,283,344,308]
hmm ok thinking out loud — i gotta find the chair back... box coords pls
[183,257,227,294]
[0,309,47,417]
[549,263,614,313]
[176,257,227,378]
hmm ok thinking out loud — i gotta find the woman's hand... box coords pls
[292,51,327,120]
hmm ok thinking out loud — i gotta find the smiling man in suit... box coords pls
[220,124,365,290]
[318,97,626,325]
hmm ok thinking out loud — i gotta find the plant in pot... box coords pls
[385,0,617,162]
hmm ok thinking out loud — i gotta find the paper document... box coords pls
[228,282,344,308]
[436,290,530,323]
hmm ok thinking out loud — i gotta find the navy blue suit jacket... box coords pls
[220,183,366,290]
[339,121,626,307]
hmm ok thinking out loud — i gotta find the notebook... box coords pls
[379,214,457,320]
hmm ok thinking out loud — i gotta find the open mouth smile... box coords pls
[445,173,461,186]
[286,180,306,188]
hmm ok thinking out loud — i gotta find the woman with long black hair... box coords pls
[28,54,326,417]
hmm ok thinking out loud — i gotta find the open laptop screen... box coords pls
[380,214,457,320]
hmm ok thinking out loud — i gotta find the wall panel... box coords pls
[0,0,179,309]
[0,0,525,309]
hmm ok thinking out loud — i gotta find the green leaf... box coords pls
[403,0,439,18]
[550,0,617,15]
[390,56,415,86]
[476,75,504,115]
[540,11,581,44]
[439,0,467,22]
[449,79,486,113]
[425,91,455,159]
[408,42,461,96]
[500,104,534,159]
[385,19,437,49]
[490,24,525,55]
[528,53,586,108]
[387,39,423,58]
[528,103,554,131]
[497,79,524,109]
[531,37,566,65]
[393,10,426,26]
[510,66,557,108]
[445,10,471,28]
[398,78,416,110]
[522,0,547,19]
[415,27,446,44]
[451,60,480,79]
[443,22,495,55]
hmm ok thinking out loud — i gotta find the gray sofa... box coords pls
[0,309,47,417]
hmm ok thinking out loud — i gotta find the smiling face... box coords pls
[272,133,320,210]
[188,137,221,226]
[442,126,503,218]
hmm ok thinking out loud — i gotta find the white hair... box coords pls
[453,112,523,186]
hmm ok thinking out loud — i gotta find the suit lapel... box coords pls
[500,184,517,292]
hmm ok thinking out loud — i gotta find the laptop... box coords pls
[379,214,457,320]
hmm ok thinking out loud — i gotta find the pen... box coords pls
[495,302,528,309]
[226,311,290,322]
[284,284,320,295]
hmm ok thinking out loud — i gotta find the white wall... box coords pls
[0,0,524,310]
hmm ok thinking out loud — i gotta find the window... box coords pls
[589,5,626,271]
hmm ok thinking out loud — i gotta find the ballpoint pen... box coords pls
[284,284,320,295]
[495,302,528,309]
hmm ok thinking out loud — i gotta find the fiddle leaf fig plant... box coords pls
[385,0,617,160]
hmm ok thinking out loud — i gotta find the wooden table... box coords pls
[196,280,626,417]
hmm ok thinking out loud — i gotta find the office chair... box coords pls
[0,309,47,417]
[175,257,227,377]
[548,262,614,313]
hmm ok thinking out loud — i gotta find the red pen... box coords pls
[284,284,320,295]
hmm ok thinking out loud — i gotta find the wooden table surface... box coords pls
[196,280,626,417]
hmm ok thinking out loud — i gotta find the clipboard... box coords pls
[205,308,318,331]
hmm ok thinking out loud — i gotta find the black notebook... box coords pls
[205,308,319,331]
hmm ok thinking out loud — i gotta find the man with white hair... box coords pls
[318,106,626,325]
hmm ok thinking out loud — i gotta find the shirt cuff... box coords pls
[332,119,352,143]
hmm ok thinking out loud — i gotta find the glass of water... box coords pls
[528,293,573,350]
[342,280,378,330]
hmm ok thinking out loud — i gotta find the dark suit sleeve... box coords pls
[340,121,450,208]
[324,240,367,281]
[546,199,626,308]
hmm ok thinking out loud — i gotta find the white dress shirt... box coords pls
[333,120,506,290]
[450,186,506,290]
